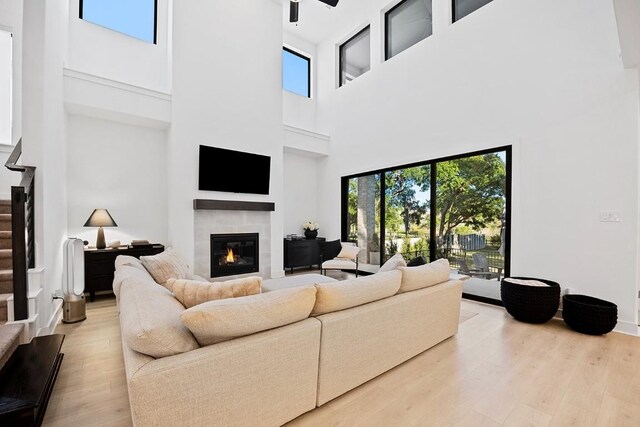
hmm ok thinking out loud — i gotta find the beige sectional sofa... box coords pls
[113,256,463,426]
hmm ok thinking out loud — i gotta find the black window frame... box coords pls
[282,46,312,99]
[79,0,159,45]
[452,0,493,23]
[341,145,512,306]
[384,0,433,61]
[338,25,371,88]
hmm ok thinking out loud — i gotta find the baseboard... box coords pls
[40,299,63,337]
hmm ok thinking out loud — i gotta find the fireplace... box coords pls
[210,233,259,278]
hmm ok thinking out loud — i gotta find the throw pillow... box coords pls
[321,239,342,261]
[337,243,360,260]
[140,248,191,288]
[181,286,317,346]
[397,258,450,293]
[378,253,407,273]
[169,276,262,308]
[312,270,402,315]
[119,275,199,357]
[407,256,427,267]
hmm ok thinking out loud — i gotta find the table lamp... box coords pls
[84,209,117,249]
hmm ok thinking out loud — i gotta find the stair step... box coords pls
[0,249,11,271]
[0,215,10,233]
[0,231,11,250]
[0,293,10,324]
[0,322,23,370]
[0,200,10,215]
[0,270,13,294]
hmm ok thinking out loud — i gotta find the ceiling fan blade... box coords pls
[317,0,339,7]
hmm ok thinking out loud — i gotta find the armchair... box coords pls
[320,240,361,278]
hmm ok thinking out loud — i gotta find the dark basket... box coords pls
[562,294,617,335]
[501,277,560,324]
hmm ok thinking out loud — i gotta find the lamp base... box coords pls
[96,227,106,249]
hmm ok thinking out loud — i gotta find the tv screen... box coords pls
[198,145,271,195]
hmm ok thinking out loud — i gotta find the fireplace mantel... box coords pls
[193,199,275,212]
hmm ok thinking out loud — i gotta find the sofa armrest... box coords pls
[127,318,321,426]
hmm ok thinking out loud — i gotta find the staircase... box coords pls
[0,200,11,325]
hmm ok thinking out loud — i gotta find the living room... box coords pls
[0,0,639,425]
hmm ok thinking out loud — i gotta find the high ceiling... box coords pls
[281,0,370,45]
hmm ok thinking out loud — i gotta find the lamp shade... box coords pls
[84,209,117,228]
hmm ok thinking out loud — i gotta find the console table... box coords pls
[84,244,164,301]
[283,238,325,274]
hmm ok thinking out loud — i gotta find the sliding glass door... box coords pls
[342,147,510,304]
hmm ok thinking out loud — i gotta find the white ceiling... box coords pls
[281,0,371,45]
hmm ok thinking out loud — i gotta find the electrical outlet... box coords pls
[599,211,621,222]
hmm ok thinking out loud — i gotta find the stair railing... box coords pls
[4,139,35,321]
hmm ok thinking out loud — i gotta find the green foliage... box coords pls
[489,234,502,247]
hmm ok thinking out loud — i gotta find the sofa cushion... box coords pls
[378,253,407,273]
[169,276,262,308]
[113,264,156,303]
[312,270,402,316]
[119,276,199,358]
[115,255,146,271]
[262,274,338,292]
[181,286,317,346]
[397,258,450,293]
[140,248,191,287]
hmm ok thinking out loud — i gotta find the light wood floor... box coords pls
[43,297,640,426]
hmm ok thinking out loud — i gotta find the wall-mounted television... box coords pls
[198,145,271,195]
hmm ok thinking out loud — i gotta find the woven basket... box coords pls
[562,295,617,335]
[500,277,560,324]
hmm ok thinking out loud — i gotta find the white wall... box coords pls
[168,0,284,277]
[66,114,168,246]
[66,0,171,92]
[283,151,320,236]
[314,0,640,332]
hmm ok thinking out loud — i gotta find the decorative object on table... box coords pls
[130,239,154,248]
[84,209,117,250]
[501,277,560,324]
[562,294,617,335]
[302,221,319,239]
[109,240,122,249]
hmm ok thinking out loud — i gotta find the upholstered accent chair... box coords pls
[320,240,361,278]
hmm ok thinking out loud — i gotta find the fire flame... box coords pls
[226,248,235,263]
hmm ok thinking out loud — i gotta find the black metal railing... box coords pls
[4,139,35,321]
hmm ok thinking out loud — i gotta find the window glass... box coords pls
[282,48,311,98]
[453,0,492,22]
[386,0,433,60]
[339,27,370,87]
[81,0,157,44]
[0,30,11,145]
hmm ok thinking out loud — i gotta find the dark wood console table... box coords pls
[0,334,65,426]
[283,238,325,274]
[84,244,164,301]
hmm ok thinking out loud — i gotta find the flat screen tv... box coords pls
[198,145,271,195]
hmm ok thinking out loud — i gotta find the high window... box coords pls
[343,147,510,304]
[80,0,157,44]
[282,47,311,98]
[452,0,493,22]
[385,0,433,60]
[339,26,371,87]
[0,30,11,145]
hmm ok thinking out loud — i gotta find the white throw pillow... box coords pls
[169,276,262,308]
[337,243,361,259]
[140,248,192,288]
[397,258,450,293]
[378,253,407,273]
[312,270,402,315]
[181,286,317,346]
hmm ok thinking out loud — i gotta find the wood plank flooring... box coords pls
[43,297,640,426]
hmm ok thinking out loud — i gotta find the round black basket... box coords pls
[562,294,617,335]
[501,277,560,324]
